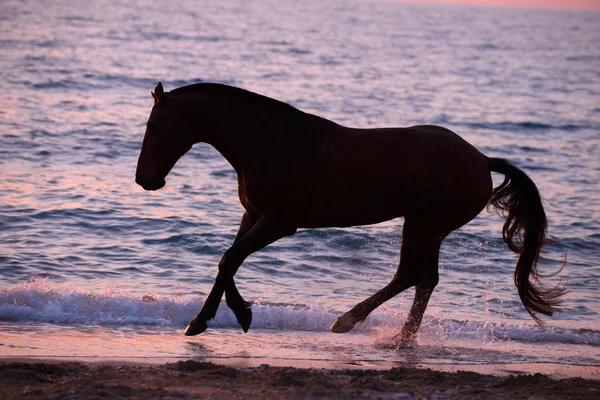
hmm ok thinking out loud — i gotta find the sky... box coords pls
[385,0,600,10]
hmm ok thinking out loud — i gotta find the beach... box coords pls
[2,359,599,400]
[1,0,599,396]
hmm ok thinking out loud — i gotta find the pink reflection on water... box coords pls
[381,0,600,11]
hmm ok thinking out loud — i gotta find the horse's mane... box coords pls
[169,83,303,116]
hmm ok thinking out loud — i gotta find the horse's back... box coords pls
[313,125,492,228]
[241,121,492,231]
[316,124,491,197]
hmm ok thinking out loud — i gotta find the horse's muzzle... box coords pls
[135,175,165,191]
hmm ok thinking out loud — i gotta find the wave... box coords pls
[27,74,238,92]
[474,121,590,132]
[438,119,598,133]
[144,32,230,42]
[30,79,108,91]
[1,280,598,347]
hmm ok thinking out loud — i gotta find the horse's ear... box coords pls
[151,82,165,104]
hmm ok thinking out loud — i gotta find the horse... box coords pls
[135,82,565,342]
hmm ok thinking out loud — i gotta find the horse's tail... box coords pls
[487,157,566,324]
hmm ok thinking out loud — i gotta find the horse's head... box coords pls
[135,82,194,191]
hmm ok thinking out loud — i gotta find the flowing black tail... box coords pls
[487,158,565,324]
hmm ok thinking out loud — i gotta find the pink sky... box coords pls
[384,0,600,10]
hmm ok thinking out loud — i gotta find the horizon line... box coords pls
[376,0,600,11]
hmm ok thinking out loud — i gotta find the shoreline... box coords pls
[2,355,599,380]
[1,358,598,400]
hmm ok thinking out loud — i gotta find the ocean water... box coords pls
[1,0,599,375]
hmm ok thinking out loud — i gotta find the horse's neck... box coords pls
[181,90,323,174]
[184,95,268,174]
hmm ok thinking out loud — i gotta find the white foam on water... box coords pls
[1,280,598,348]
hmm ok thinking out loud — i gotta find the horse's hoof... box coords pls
[232,303,252,333]
[184,319,208,336]
[330,313,355,333]
[392,334,417,349]
[392,330,417,346]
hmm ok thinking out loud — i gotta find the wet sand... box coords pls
[2,360,599,399]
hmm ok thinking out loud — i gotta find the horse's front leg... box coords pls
[184,215,296,336]
[225,212,258,332]
[184,212,256,335]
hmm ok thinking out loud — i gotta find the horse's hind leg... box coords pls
[395,239,443,342]
[395,284,437,342]
[331,222,444,336]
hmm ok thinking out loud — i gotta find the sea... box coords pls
[1,0,599,378]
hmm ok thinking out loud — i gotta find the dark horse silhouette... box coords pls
[136,82,564,342]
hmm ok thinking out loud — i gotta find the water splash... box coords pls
[1,280,597,347]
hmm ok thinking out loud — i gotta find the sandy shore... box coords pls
[1,360,599,399]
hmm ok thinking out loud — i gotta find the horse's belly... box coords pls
[296,210,404,229]
[294,184,412,228]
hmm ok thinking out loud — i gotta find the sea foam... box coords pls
[1,280,598,347]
